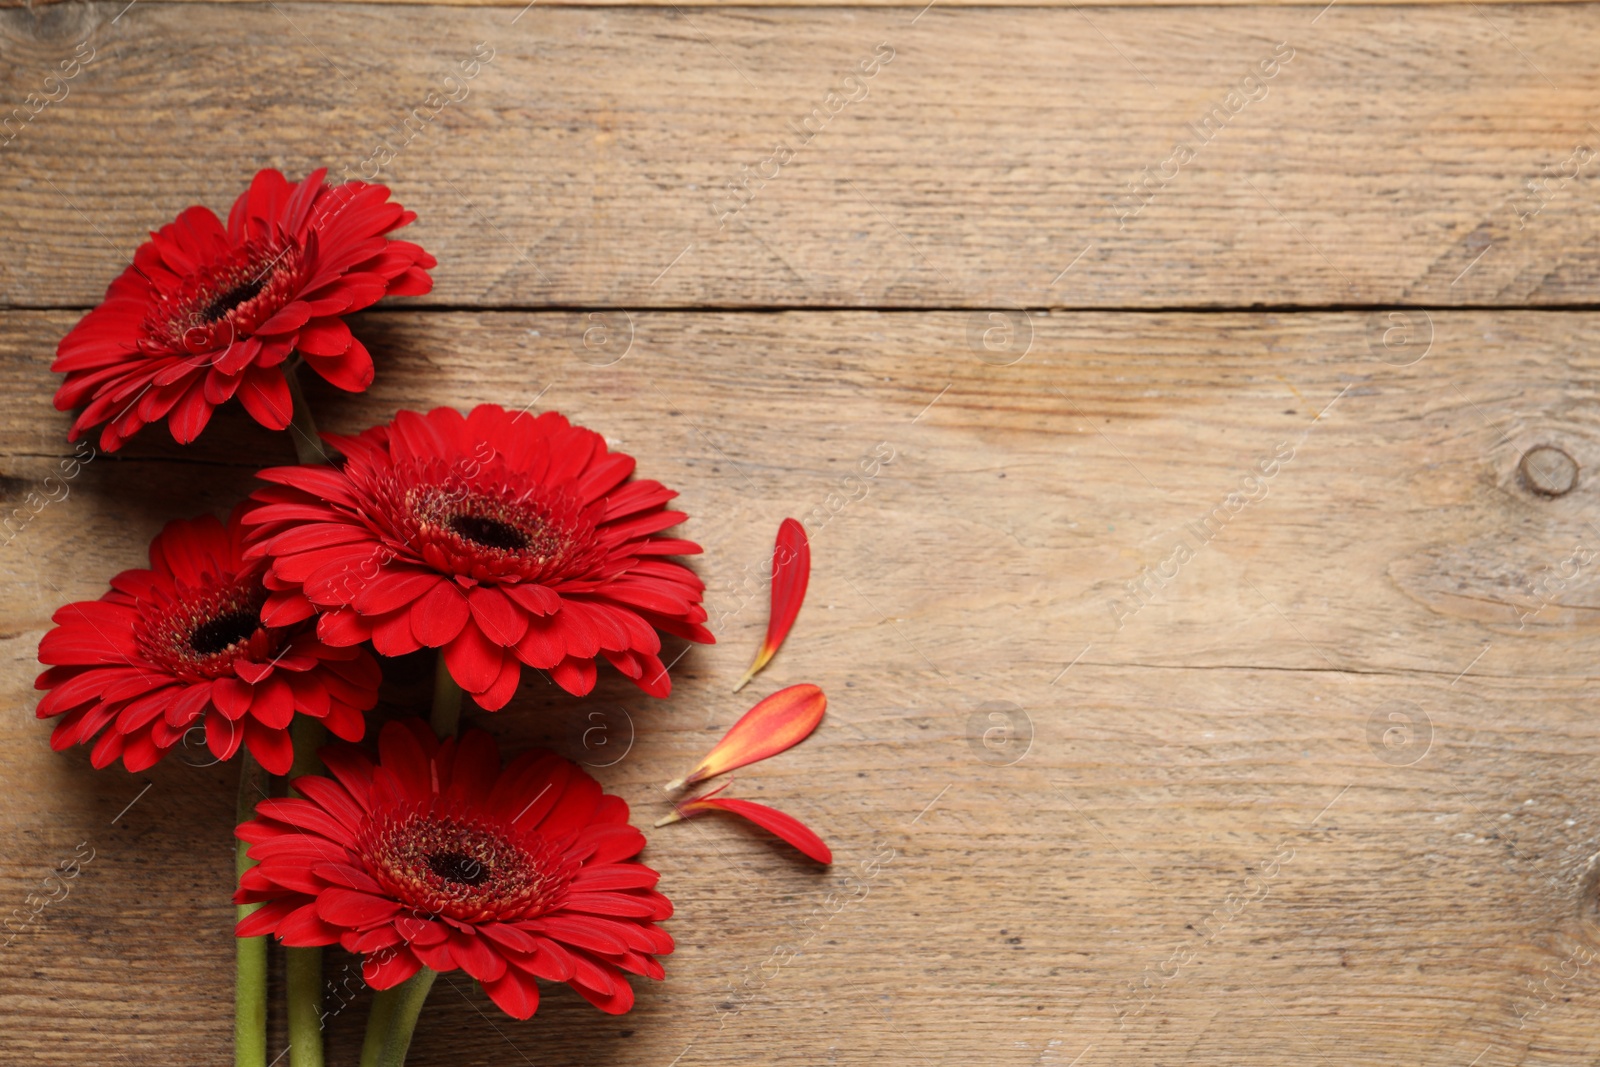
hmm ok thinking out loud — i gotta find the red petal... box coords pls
[252,796,357,846]
[570,967,635,1015]
[370,608,422,657]
[234,659,273,685]
[320,745,375,808]
[207,714,244,761]
[412,939,455,972]
[212,677,253,719]
[534,914,628,955]
[312,862,383,894]
[668,684,825,790]
[303,335,374,392]
[249,675,295,730]
[570,864,661,893]
[167,375,215,444]
[503,582,560,617]
[277,900,343,947]
[673,794,832,865]
[362,945,422,989]
[521,936,577,982]
[235,366,293,430]
[469,586,527,646]
[514,612,565,668]
[353,569,441,616]
[477,655,522,712]
[317,888,402,927]
[290,776,365,835]
[394,915,448,946]
[480,923,539,954]
[562,893,659,919]
[375,719,436,798]
[350,926,404,955]
[296,317,353,356]
[445,623,504,695]
[385,266,434,297]
[244,718,295,775]
[550,656,597,697]
[538,771,603,841]
[257,301,313,335]
[235,898,302,937]
[411,581,469,647]
[323,699,366,742]
[733,518,809,692]
[318,606,371,647]
[484,969,540,1019]
[449,929,507,982]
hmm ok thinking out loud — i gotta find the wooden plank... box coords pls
[1,5,1597,309]
[7,0,1591,7]
[2,308,1599,1063]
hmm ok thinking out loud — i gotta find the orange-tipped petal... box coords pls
[665,683,825,791]
[733,518,810,692]
[666,792,832,865]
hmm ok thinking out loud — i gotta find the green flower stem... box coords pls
[285,948,324,1067]
[235,751,272,1067]
[284,360,332,466]
[430,652,463,739]
[357,982,397,1067]
[288,716,327,781]
[361,969,438,1067]
[285,717,328,1067]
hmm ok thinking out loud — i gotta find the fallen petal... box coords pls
[660,791,831,865]
[733,518,810,692]
[665,683,825,791]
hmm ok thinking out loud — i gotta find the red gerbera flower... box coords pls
[242,404,714,710]
[52,168,435,452]
[34,507,382,774]
[234,719,673,1018]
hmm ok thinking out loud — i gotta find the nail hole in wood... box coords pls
[1520,446,1579,498]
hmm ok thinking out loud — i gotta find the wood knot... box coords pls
[1519,446,1579,497]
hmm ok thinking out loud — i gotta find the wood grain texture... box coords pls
[2,308,1600,1064]
[6,0,1591,7]
[1,3,1598,309]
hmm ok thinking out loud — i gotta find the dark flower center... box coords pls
[134,573,276,681]
[200,276,267,324]
[142,238,307,359]
[448,514,531,552]
[359,805,576,922]
[189,609,261,656]
[386,470,607,586]
[426,850,490,886]
[396,479,601,588]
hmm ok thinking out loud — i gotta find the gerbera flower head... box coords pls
[34,506,382,774]
[52,168,435,451]
[243,404,714,710]
[235,719,673,1018]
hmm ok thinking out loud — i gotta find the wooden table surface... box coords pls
[3,0,1599,1064]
